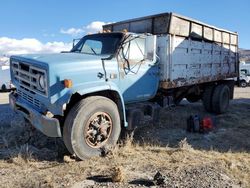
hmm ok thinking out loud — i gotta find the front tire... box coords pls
[63,96,121,160]
[1,84,7,91]
[240,81,247,88]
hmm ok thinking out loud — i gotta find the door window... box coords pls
[119,36,146,74]
[123,37,145,62]
[240,69,247,75]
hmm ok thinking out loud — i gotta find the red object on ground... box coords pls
[201,117,214,130]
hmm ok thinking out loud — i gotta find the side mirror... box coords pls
[145,35,157,62]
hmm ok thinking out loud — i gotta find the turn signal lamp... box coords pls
[64,79,73,88]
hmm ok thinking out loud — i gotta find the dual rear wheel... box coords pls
[202,84,230,114]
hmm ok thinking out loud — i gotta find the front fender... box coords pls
[108,82,127,128]
[48,81,127,127]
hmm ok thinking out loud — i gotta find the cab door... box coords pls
[117,35,159,103]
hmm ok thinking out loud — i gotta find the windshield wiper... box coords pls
[90,47,97,55]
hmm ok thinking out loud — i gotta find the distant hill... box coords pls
[239,49,250,62]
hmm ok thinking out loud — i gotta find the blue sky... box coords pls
[0,0,249,55]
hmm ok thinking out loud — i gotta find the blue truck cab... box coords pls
[9,31,159,159]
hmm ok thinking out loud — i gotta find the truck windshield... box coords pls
[71,33,123,56]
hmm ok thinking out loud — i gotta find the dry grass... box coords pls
[0,132,249,187]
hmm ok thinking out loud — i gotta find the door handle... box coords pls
[97,72,104,79]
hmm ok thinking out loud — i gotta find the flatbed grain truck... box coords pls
[9,12,238,160]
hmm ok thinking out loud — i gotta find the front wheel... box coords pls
[1,84,7,91]
[63,96,121,160]
[240,81,247,88]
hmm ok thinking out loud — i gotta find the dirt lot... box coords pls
[0,88,250,188]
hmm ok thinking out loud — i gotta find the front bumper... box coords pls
[9,92,62,137]
[0,82,15,91]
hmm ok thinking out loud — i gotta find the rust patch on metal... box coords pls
[160,74,237,89]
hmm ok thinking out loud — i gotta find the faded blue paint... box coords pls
[118,61,159,103]
[10,33,159,134]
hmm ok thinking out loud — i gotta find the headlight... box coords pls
[38,75,46,90]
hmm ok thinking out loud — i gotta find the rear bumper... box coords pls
[9,92,62,137]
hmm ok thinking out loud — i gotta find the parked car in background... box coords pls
[239,62,250,87]
[0,65,15,91]
[239,69,250,87]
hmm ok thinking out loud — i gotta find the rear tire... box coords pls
[211,84,230,114]
[202,85,214,112]
[63,96,121,160]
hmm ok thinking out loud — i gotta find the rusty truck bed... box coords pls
[103,12,238,89]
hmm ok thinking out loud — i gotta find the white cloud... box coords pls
[85,21,107,33]
[60,28,84,36]
[0,37,72,56]
[60,21,109,36]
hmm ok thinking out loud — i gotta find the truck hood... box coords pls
[11,53,112,102]
[11,53,109,67]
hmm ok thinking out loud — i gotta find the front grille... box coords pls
[17,89,42,109]
[12,61,48,96]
